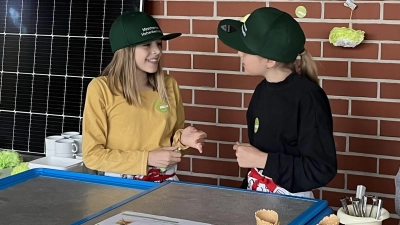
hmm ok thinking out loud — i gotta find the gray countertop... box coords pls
[0,176,143,224]
[83,182,317,225]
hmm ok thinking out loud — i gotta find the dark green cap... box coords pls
[217,7,305,63]
[109,11,181,53]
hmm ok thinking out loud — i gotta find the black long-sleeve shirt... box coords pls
[241,73,337,193]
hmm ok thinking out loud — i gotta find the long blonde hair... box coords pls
[299,49,319,85]
[100,46,169,105]
[279,48,319,85]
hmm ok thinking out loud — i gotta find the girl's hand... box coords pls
[148,147,182,168]
[180,126,207,153]
[233,142,268,168]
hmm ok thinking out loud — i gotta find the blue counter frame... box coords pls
[0,168,157,191]
[0,169,333,225]
[73,180,329,225]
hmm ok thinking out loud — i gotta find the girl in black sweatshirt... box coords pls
[217,7,337,198]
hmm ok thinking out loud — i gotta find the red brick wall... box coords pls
[148,1,400,224]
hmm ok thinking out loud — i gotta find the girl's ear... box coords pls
[265,59,276,69]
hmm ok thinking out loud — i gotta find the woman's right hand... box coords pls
[147,147,182,168]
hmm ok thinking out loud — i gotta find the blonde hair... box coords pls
[279,48,319,85]
[100,46,169,105]
[299,50,319,85]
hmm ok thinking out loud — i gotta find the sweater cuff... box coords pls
[139,150,149,175]
[173,129,190,150]
[262,152,278,179]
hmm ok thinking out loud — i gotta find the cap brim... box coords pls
[217,19,255,55]
[160,33,182,40]
[127,33,182,49]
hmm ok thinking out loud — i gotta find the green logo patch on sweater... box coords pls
[254,118,259,133]
[155,100,169,113]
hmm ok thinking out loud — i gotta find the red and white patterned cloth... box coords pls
[104,164,178,183]
[247,168,314,198]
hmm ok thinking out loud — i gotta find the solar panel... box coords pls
[0,0,145,154]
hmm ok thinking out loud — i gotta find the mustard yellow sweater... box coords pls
[82,74,187,175]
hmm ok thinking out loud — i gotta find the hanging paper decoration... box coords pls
[328,0,365,48]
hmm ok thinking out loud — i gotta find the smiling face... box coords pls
[135,40,162,73]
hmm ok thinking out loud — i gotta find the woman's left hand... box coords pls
[181,126,207,153]
[233,142,268,168]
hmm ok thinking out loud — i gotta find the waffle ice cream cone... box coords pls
[255,209,280,225]
[318,214,339,225]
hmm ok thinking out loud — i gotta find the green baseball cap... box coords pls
[217,7,305,63]
[109,11,181,53]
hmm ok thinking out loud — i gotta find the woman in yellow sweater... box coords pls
[82,11,207,182]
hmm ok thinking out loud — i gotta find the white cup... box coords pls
[45,135,65,157]
[61,131,80,139]
[75,153,83,160]
[55,139,78,158]
[70,135,82,154]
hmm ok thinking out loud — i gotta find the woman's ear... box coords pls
[265,59,276,69]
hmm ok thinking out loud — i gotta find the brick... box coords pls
[337,154,377,173]
[155,19,190,34]
[353,24,400,41]
[192,19,219,35]
[379,158,400,176]
[382,44,400,60]
[348,174,394,194]
[168,36,215,52]
[177,175,218,185]
[169,71,215,87]
[320,190,348,207]
[381,120,400,138]
[352,100,400,119]
[217,39,237,54]
[220,179,242,188]
[326,173,345,189]
[218,109,247,125]
[244,93,253,108]
[376,197,395,214]
[334,135,346,152]
[219,143,236,159]
[317,60,348,77]
[384,3,400,20]
[180,89,192,104]
[192,158,239,176]
[146,1,164,15]
[184,106,216,123]
[329,99,348,115]
[193,55,240,71]
[381,83,400,100]
[270,2,322,18]
[162,53,191,69]
[312,190,320,199]
[240,167,249,178]
[349,137,400,157]
[242,128,249,143]
[178,157,191,172]
[323,80,377,98]
[300,22,347,39]
[187,142,217,158]
[194,124,240,142]
[351,62,400,80]
[305,41,321,57]
[325,3,380,19]
[195,90,242,107]
[217,2,266,17]
[323,42,379,59]
[217,74,263,90]
[167,1,213,17]
[386,218,400,225]
[333,117,377,135]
